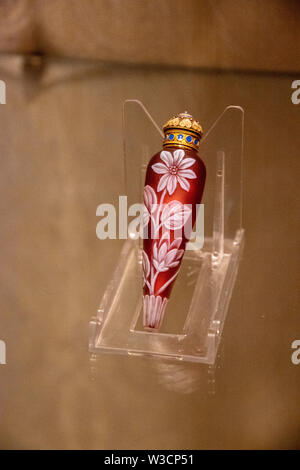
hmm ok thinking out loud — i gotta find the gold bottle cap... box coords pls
[163,111,203,152]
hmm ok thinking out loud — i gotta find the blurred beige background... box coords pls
[0,0,299,450]
[0,0,299,72]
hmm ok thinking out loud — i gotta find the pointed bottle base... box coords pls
[143,294,168,330]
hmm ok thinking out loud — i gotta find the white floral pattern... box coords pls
[161,200,192,231]
[143,294,168,330]
[152,149,196,195]
[143,185,157,227]
[142,149,196,328]
[152,232,184,273]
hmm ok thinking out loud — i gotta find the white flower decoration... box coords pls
[161,200,192,231]
[152,149,196,195]
[152,232,184,273]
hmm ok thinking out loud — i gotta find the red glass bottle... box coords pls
[142,112,206,330]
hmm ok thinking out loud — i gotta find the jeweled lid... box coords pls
[163,112,203,152]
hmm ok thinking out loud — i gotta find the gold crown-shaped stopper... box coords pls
[162,111,203,152]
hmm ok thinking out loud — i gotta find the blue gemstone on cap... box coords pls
[169,134,174,140]
[177,134,183,141]
[194,139,199,145]
[186,135,192,143]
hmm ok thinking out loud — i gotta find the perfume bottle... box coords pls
[142,112,206,330]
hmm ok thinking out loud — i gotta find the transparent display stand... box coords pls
[89,100,244,364]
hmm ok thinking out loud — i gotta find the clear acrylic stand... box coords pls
[89,100,244,364]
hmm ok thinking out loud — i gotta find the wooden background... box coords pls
[0,0,299,72]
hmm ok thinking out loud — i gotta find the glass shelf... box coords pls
[89,100,244,364]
